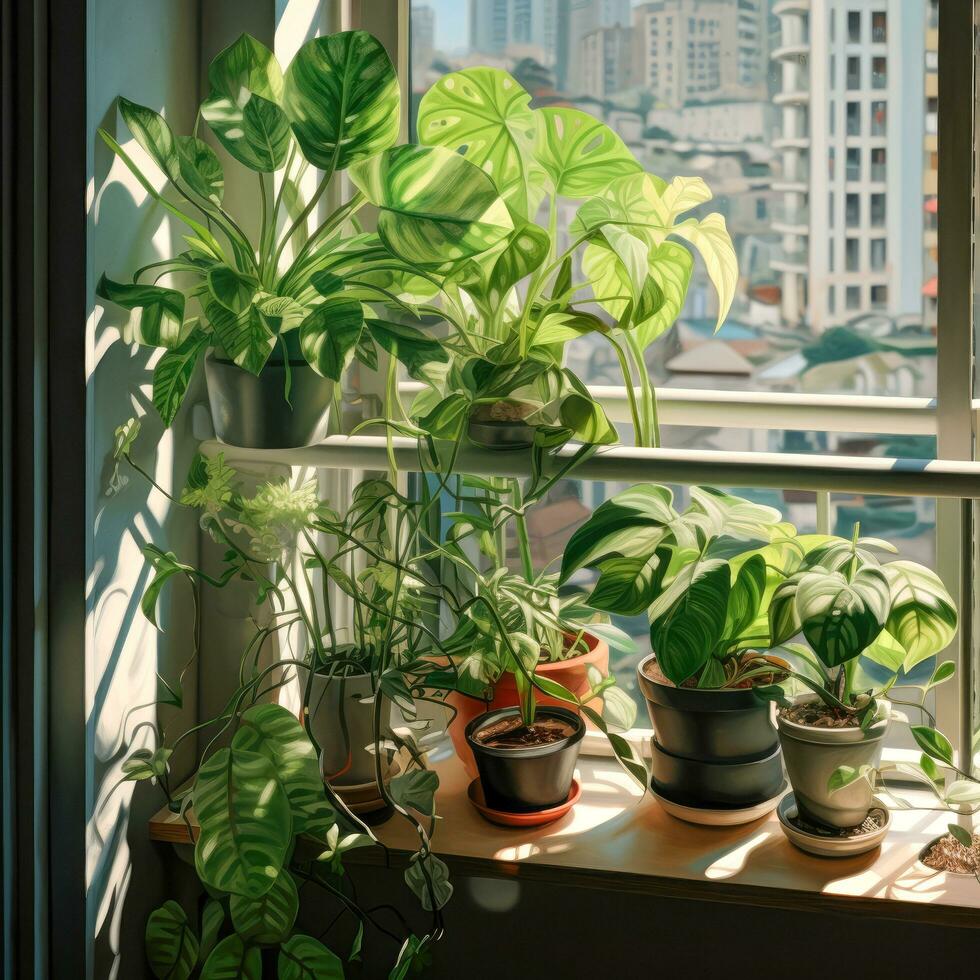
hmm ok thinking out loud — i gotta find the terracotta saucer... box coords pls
[467,778,581,828]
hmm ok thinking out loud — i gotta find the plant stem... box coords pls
[510,479,534,581]
[624,329,659,448]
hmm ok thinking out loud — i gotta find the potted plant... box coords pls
[560,484,814,815]
[412,66,738,450]
[97,31,511,448]
[762,525,958,829]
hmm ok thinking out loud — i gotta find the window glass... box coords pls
[845,193,860,227]
[410,0,939,401]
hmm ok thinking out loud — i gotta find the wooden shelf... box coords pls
[150,752,980,929]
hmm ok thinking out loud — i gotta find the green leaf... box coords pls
[255,295,308,334]
[587,553,665,616]
[202,34,289,172]
[141,544,194,627]
[600,684,638,732]
[580,704,648,787]
[284,30,399,171]
[349,144,513,266]
[417,392,470,441]
[388,769,439,817]
[945,781,980,805]
[117,97,181,182]
[883,561,958,671]
[558,380,617,445]
[533,107,640,198]
[97,275,186,349]
[927,660,956,689]
[206,301,276,376]
[299,299,364,380]
[650,559,731,686]
[122,745,172,782]
[910,725,954,766]
[404,852,453,911]
[230,868,298,944]
[417,67,539,215]
[723,554,767,641]
[366,318,448,381]
[146,900,199,980]
[861,629,907,673]
[454,217,550,307]
[208,266,258,314]
[232,703,335,835]
[827,764,873,794]
[198,899,224,964]
[635,242,694,349]
[671,213,737,330]
[113,417,141,459]
[278,934,344,980]
[948,823,975,847]
[193,745,292,898]
[390,936,431,980]
[200,934,262,980]
[560,484,676,580]
[153,326,208,426]
[175,135,224,205]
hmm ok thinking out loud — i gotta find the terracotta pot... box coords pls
[447,632,609,778]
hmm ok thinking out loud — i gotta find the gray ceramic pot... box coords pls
[466,706,584,813]
[205,353,334,449]
[306,669,393,787]
[777,695,889,829]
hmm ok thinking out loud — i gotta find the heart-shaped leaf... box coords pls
[299,299,364,380]
[153,326,208,426]
[146,900,199,980]
[883,561,957,672]
[97,275,186,349]
[230,868,298,944]
[388,769,439,817]
[200,935,262,980]
[278,934,344,980]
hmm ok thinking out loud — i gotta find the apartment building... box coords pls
[580,24,634,98]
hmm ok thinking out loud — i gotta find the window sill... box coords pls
[149,754,980,928]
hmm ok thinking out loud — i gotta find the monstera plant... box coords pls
[96,32,511,442]
[407,67,738,449]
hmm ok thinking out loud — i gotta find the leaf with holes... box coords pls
[145,901,199,980]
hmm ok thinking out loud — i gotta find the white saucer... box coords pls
[652,784,787,826]
[777,792,890,857]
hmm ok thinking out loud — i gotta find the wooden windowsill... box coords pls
[149,752,980,928]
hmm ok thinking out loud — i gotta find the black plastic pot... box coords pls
[638,654,783,809]
[466,706,585,813]
[205,353,334,449]
[651,738,784,808]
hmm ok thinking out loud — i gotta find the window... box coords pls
[871,238,886,270]
[872,56,887,88]
[828,286,836,314]
[848,10,861,43]
[871,284,888,308]
[871,100,887,135]
[871,146,887,181]
[846,100,861,135]
[845,192,860,226]
[845,285,861,309]
[872,11,887,43]
[846,55,860,89]
[846,147,861,180]
[870,192,886,226]
[845,237,860,271]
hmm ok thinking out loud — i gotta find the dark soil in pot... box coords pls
[467,400,535,450]
[466,706,584,813]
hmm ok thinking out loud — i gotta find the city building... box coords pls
[771,0,927,332]
[411,3,435,89]
[631,0,769,110]
[563,0,632,90]
[470,0,561,66]
[580,24,634,98]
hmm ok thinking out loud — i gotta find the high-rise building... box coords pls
[580,24,634,98]
[411,4,436,88]
[771,0,926,333]
[470,0,560,65]
[563,0,632,90]
[632,0,769,110]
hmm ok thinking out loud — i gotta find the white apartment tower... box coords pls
[470,0,560,64]
[772,0,926,332]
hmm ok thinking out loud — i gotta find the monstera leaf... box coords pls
[145,901,199,980]
[882,561,957,671]
[231,703,336,835]
[230,868,299,944]
[193,745,292,898]
[349,144,513,266]
[284,30,399,171]
[533,107,640,198]
[560,484,677,580]
[96,275,187,349]
[417,66,540,215]
[202,34,290,172]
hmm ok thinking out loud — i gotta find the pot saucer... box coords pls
[652,783,787,826]
[467,777,581,828]
[777,792,890,857]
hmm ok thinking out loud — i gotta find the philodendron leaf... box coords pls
[141,544,194,628]
[417,392,470,441]
[278,934,344,980]
[299,298,364,380]
[206,301,276,376]
[417,66,539,215]
[404,852,453,911]
[634,242,694,349]
[910,725,954,766]
[587,552,666,616]
[349,144,513,266]
[97,275,186,349]
[533,107,640,198]
[601,684,638,732]
[948,823,974,847]
[231,703,336,835]
[882,561,957,672]
[200,934,262,980]
[827,764,874,794]
[153,326,208,426]
[366,318,448,382]
[145,900,199,980]
[230,868,298,944]
[388,769,439,817]
[284,30,399,171]
[945,781,980,805]
[175,135,224,205]
[193,745,292,898]
[116,97,180,182]
[202,33,290,172]
[671,213,737,330]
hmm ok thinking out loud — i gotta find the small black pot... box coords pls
[651,738,784,808]
[466,706,585,813]
[205,353,334,449]
[636,654,778,762]
[467,418,535,450]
